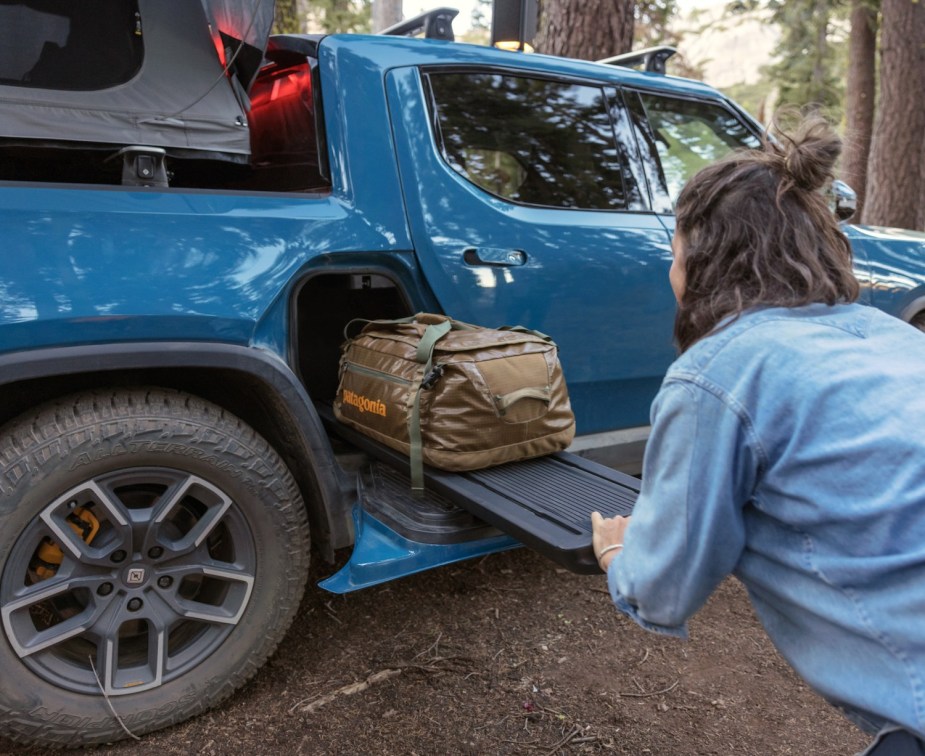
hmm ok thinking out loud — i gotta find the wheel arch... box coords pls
[899,294,925,327]
[0,342,352,561]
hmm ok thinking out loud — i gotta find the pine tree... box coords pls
[764,0,844,118]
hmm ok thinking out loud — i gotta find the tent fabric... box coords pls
[203,0,276,93]
[0,0,275,161]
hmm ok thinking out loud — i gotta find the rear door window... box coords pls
[426,71,642,211]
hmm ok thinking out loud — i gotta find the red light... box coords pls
[209,24,228,70]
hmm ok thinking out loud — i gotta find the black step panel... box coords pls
[361,462,504,544]
[319,405,640,573]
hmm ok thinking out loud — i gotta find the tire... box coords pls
[912,312,925,333]
[0,389,310,747]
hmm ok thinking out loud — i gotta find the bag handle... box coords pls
[499,324,552,342]
[494,386,551,414]
[342,314,417,340]
[343,312,481,341]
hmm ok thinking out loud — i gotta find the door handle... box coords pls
[463,247,527,266]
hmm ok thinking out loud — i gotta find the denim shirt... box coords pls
[608,303,925,737]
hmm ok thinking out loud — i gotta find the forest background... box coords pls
[271,0,925,232]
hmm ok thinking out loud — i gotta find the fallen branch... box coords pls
[619,679,679,698]
[412,632,442,661]
[299,669,402,713]
[543,725,582,755]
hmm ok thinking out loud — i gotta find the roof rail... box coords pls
[380,8,459,41]
[597,45,677,74]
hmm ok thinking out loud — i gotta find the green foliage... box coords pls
[763,0,846,120]
[272,0,372,34]
[635,0,678,43]
[274,0,302,33]
[315,0,372,33]
[723,79,776,122]
[634,1,705,79]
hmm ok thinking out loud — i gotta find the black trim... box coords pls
[309,56,331,184]
[381,8,458,40]
[0,178,332,199]
[598,46,677,74]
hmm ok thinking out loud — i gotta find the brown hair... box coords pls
[673,112,859,352]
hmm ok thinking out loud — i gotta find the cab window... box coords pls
[426,71,641,211]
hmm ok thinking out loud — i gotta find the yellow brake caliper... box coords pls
[33,507,101,580]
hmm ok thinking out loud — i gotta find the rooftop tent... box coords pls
[0,0,275,163]
[203,0,276,97]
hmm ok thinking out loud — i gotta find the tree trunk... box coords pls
[372,0,402,32]
[863,0,925,230]
[840,1,877,220]
[536,0,635,60]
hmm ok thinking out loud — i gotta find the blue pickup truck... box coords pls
[1,0,924,746]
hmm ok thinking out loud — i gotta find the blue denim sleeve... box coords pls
[607,378,756,637]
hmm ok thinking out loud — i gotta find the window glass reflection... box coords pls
[427,72,631,211]
[636,93,760,205]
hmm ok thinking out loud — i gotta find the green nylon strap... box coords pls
[409,320,452,494]
[414,319,452,363]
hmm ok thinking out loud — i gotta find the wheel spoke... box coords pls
[1,574,111,657]
[151,475,233,558]
[157,563,254,625]
[94,611,168,695]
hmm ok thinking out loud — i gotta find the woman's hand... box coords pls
[591,511,632,572]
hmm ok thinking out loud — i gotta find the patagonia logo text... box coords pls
[342,389,387,417]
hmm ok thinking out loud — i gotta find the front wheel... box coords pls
[0,389,310,747]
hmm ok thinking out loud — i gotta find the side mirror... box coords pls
[830,179,857,222]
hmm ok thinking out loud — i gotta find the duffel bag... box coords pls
[333,313,576,491]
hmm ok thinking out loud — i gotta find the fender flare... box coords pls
[899,295,925,324]
[0,341,350,559]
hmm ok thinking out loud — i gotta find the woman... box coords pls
[591,114,925,754]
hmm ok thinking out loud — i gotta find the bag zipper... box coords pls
[343,362,413,386]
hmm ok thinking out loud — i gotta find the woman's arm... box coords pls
[599,378,760,636]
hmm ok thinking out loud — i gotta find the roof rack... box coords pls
[597,45,677,74]
[380,8,459,41]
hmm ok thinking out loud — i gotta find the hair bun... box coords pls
[776,113,841,192]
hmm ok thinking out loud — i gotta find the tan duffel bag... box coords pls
[333,313,576,491]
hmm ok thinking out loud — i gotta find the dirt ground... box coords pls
[3,547,868,756]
